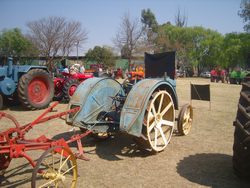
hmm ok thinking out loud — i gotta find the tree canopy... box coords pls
[141,9,158,31]
[239,0,250,33]
[85,46,115,68]
[0,28,37,60]
[155,24,250,73]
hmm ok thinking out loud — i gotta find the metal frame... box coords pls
[0,102,92,174]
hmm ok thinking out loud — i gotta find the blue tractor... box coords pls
[0,57,54,110]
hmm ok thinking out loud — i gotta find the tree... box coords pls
[0,28,37,61]
[141,9,158,31]
[155,24,224,74]
[239,0,250,33]
[141,9,158,53]
[114,12,144,70]
[27,16,87,70]
[223,32,250,68]
[175,8,188,27]
[85,46,115,68]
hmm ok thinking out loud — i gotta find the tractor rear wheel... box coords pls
[18,69,54,110]
[138,90,175,152]
[233,81,250,178]
[63,79,80,102]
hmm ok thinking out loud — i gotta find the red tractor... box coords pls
[53,71,93,102]
[127,65,144,83]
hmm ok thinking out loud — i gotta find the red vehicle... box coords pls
[53,71,93,101]
[114,68,123,79]
[126,70,144,83]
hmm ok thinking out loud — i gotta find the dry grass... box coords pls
[1,77,250,188]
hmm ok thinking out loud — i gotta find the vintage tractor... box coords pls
[0,57,54,110]
[66,52,193,152]
[126,65,145,83]
[53,71,94,102]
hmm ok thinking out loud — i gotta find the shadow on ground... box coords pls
[53,130,153,161]
[0,162,33,188]
[177,153,250,188]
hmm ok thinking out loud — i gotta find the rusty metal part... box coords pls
[120,78,178,137]
[0,102,90,177]
[66,77,125,127]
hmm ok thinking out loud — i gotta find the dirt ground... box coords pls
[1,77,250,188]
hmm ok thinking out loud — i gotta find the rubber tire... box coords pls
[0,94,3,110]
[233,81,250,179]
[62,79,80,102]
[53,91,64,101]
[18,69,54,110]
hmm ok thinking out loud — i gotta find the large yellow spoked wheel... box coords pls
[177,104,193,136]
[31,146,78,188]
[143,90,175,152]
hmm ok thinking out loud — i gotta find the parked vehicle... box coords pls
[126,65,144,83]
[53,70,93,102]
[200,71,211,78]
[0,57,54,110]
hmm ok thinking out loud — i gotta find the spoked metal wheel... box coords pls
[177,104,193,136]
[143,90,175,152]
[31,146,78,188]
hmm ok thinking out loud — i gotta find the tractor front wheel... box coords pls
[177,104,193,136]
[63,79,80,102]
[18,69,54,110]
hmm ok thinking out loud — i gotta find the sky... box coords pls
[0,0,245,55]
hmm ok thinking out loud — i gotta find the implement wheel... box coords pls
[18,69,54,110]
[142,90,175,152]
[177,104,193,136]
[31,146,78,188]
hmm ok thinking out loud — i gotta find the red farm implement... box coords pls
[0,102,91,188]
